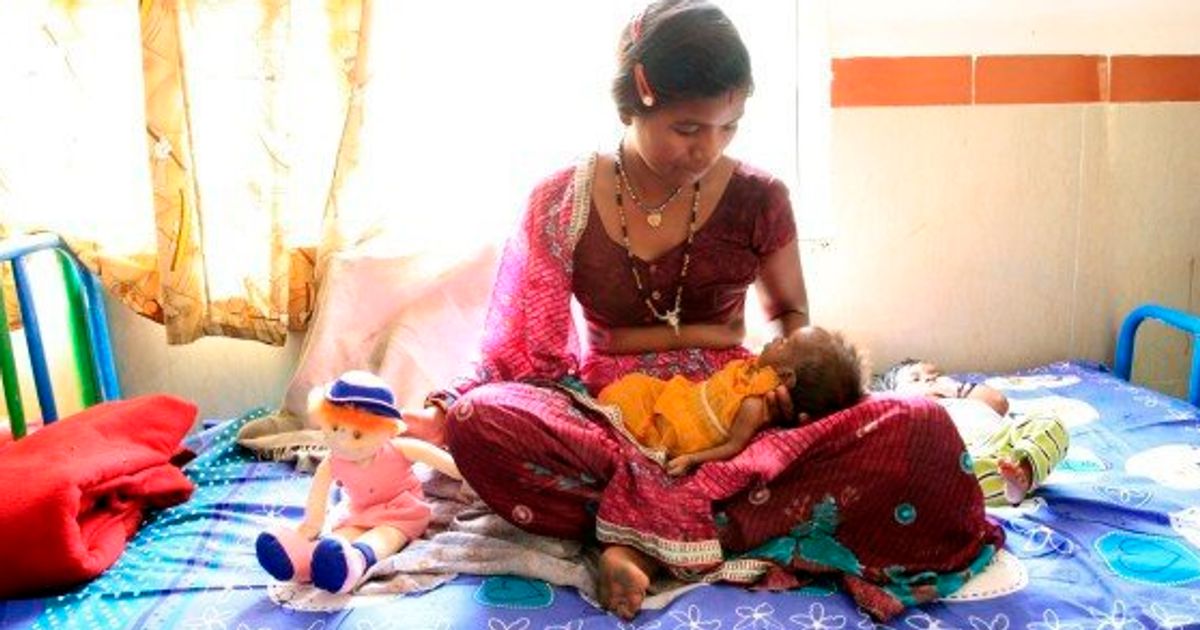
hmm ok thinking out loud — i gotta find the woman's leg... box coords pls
[705,396,1003,619]
[446,382,622,540]
[447,382,660,616]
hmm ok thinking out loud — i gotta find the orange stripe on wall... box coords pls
[1111,56,1200,102]
[832,57,971,107]
[975,55,1105,104]
[832,54,1200,107]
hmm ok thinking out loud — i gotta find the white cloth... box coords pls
[938,397,1004,449]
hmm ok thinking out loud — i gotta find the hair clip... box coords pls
[634,62,655,107]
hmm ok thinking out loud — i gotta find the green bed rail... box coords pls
[0,233,121,439]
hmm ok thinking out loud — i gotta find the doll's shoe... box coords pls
[256,527,316,582]
[311,537,375,594]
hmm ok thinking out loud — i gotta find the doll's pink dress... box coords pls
[330,441,430,540]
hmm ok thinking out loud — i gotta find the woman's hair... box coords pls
[788,330,867,423]
[612,0,753,121]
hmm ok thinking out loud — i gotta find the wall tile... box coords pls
[832,57,971,107]
[1111,55,1200,102]
[975,55,1106,104]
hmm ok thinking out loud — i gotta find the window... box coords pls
[335,1,817,259]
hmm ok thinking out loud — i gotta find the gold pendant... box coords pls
[662,311,681,336]
[646,213,662,228]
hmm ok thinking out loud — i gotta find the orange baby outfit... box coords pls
[598,359,781,457]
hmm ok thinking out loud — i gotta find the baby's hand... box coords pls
[666,455,694,476]
[930,376,963,398]
[296,520,322,540]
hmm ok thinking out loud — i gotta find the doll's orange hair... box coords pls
[308,394,403,436]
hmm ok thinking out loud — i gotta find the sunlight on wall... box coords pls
[0,1,154,256]
[344,1,807,272]
[830,0,1200,56]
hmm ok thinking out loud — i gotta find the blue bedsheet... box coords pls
[2,361,1198,629]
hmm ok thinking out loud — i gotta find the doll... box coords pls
[255,370,461,593]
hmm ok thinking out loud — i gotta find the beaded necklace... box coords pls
[613,147,700,336]
[614,153,682,228]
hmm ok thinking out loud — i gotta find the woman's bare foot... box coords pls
[998,457,1034,505]
[598,545,657,620]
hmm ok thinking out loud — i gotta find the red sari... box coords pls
[435,155,1002,620]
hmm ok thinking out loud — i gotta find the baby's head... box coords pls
[758,326,867,423]
[876,359,940,395]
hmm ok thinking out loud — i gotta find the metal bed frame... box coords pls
[1114,303,1200,406]
[0,232,120,439]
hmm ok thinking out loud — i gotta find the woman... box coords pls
[404,0,1002,621]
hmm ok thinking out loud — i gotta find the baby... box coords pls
[599,326,866,475]
[879,359,1069,506]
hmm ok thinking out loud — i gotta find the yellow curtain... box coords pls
[0,0,369,345]
[138,0,369,344]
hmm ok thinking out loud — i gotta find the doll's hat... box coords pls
[325,370,403,419]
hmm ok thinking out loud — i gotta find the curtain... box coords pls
[0,0,368,345]
[1,0,801,348]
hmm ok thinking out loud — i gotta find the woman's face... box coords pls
[626,89,748,188]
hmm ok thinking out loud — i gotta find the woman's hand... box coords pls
[401,405,448,448]
[763,384,795,424]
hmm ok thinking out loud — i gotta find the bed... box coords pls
[2,240,1199,628]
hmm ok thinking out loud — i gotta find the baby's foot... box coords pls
[311,537,371,594]
[998,457,1034,505]
[598,545,655,620]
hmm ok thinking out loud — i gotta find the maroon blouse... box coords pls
[571,163,796,332]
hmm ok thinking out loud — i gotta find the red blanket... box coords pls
[0,395,197,598]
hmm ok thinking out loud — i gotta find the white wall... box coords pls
[105,291,303,421]
[829,0,1200,56]
[806,1,1200,397]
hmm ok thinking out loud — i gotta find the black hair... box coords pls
[611,0,753,122]
[874,358,923,392]
[788,330,867,423]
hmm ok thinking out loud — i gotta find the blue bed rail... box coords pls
[0,232,120,438]
[1114,303,1200,406]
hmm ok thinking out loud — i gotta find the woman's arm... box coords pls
[755,238,809,335]
[589,321,746,354]
[756,238,808,421]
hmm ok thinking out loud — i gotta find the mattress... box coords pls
[3,360,1198,629]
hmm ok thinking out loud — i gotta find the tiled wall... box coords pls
[811,48,1199,397]
[832,55,1200,106]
